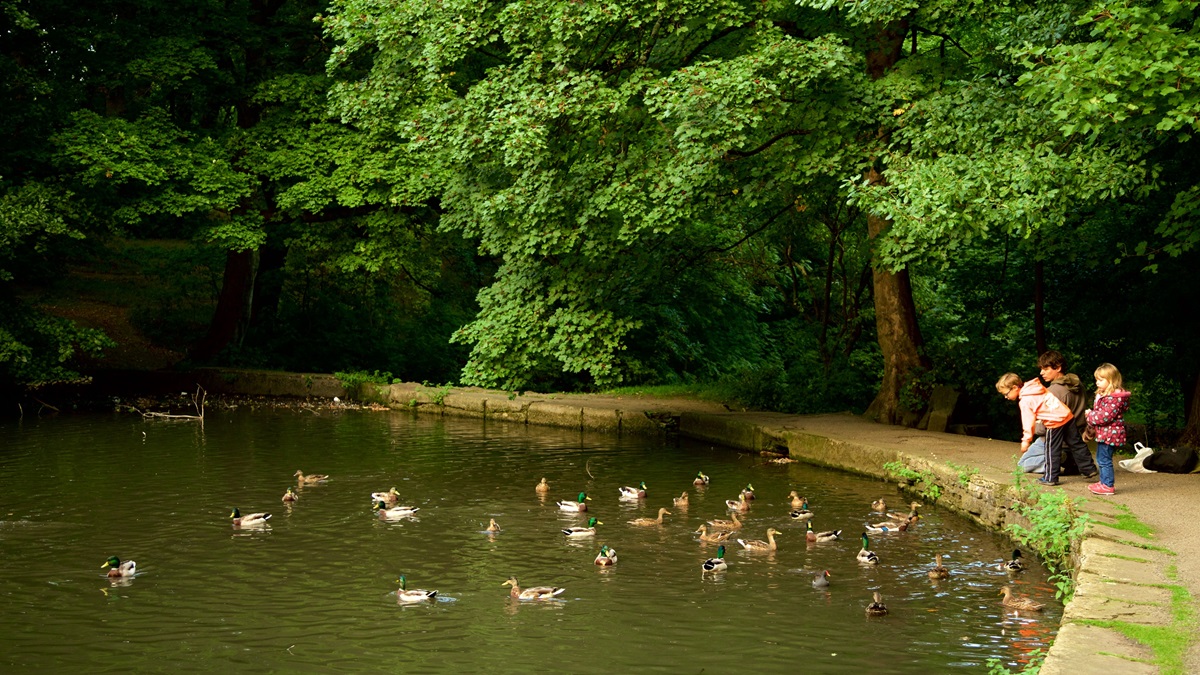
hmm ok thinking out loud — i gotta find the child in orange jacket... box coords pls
[997,372,1074,486]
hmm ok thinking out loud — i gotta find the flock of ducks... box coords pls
[99,468,1047,613]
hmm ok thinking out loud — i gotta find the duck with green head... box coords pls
[563,517,602,537]
[594,545,617,566]
[282,487,298,503]
[619,481,648,500]
[999,549,1025,573]
[741,484,756,501]
[701,545,728,573]
[857,533,879,565]
[557,492,591,512]
[396,575,438,603]
[693,471,710,486]
[230,508,271,527]
[101,556,136,578]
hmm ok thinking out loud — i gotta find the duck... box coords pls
[737,527,780,551]
[230,508,272,527]
[787,491,807,509]
[619,481,648,500]
[741,484,756,501]
[857,533,879,565]
[594,545,618,566]
[806,521,841,543]
[673,491,690,508]
[865,514,919,533]
[628,507,671,526]
[725,494,750,512]
[999,549,1026,573]
[563,517,602,537]
[695,524,734,543]
[812,570,831,589]
[557,492,591,512]
[871,498,887,512]
[707,511,743,531]
[396,575,438,603]
[294,470,329,485]
[886,501,922,522]
[866,591,889,616]
[535,477,551,494]
[702,545,728,573]
[503,577,566,600]
[282,487,298,503]
[370,487,400,505]
[789,495,813,520]
[485,518,501,533]
[1000,586,1044,611]
[374,500,419,520]
[693,471,710,486]
[101,556,136,578]
[928,554,950,580]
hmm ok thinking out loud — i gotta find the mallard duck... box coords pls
[737,527,780,551]
[503,577,565,600]
[557,492,591,512]
[619,481,648,500]
[741,484,756,501]
[693,471,710,486]
[871,498,888,512]
[101,556,136,578]
[375,500,419,520]
[1000,586,1044,611]
[230,508,271,527]
[999,549,1025,573]
[725,494,750,512]
[695,524,734,543]
[702,545,728,573]
[370,487,400,505]
[857,533,879,565]
[707,511,743,532]
[535,477,551,494]
[594,545,618,566]
[928,554,950,580]
[866,591,889,616]
[294,470,328,485]
[396,575,438,603]
[486,518,501,533]
[628,507,671,526]
[806,521,841,543]
[282,487,298,503]
[812,570,831,589]
[673,491,690,507]
[787,491,807,509]
[563,517,602,537]
[886,501,922,522]
[865,515,919,533]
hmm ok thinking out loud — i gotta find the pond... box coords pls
[0,409,1059,672]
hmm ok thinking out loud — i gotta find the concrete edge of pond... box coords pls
[357,381,1186,674]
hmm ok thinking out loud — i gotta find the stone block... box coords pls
[1040,622,1155,675]
[486,396,527,423]
[441,391,488,418]
[620,411,668,434]
[527,401,583,430]
[581,407,620,432]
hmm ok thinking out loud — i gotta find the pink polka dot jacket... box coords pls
[1086,390,1131,446]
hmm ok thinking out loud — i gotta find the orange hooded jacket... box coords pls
[1018,378,1073,443]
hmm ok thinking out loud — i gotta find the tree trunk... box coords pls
[190,249,259,361]
[862,18,929,425]
[863,208,930,424]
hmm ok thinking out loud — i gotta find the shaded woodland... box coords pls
[2,0,1198,441]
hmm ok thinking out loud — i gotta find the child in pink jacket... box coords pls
[996,372,1074,486]
[1085,363,1131,496]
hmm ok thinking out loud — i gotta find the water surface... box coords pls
[0,410,1058,672]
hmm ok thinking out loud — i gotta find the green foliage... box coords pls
[882,460,943,502]
[417,381,454,406]
[334,370,395,389]
[1006,472,1090,598]
[0,297,115,387]
[946,461,978,487]
[986,649,1044,675]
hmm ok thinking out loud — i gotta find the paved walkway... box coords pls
[377,383,1200,674]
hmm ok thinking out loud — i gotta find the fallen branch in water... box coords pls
[143,385,206,420]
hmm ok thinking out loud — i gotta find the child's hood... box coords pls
[1019,378,1048,397]
[1104,389,1132,403]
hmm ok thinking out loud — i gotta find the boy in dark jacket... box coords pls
[1038,350,1099,480]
